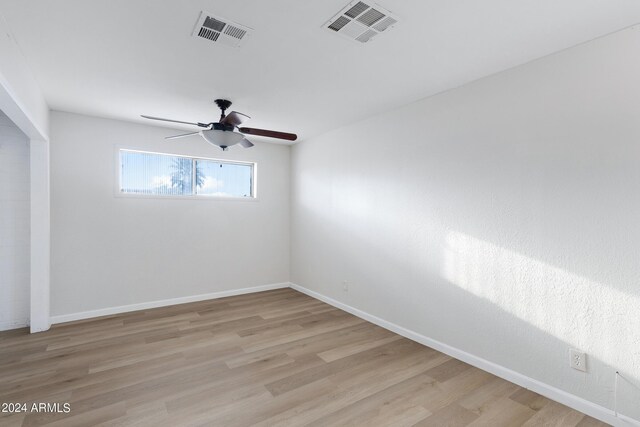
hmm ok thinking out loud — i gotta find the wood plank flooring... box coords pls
[0,288,608,426]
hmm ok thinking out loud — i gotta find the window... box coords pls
[195,159,253,197]
[119,149,255,198]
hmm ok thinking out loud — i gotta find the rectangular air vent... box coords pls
[324,1,398,44]
[192,11,253,48]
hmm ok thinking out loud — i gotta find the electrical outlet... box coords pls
[570,349,587,372]
[342,281,349,292]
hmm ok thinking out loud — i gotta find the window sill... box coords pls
[114,192,259,202]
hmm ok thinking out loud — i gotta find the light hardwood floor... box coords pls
[0,288,607,426]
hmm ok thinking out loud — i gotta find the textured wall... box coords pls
[50,111,290,317]
[291,27,640,419]
[0,110,30,330]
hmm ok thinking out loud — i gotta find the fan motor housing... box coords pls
[211,122,235,132]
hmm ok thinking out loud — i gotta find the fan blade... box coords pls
[239,138,254,148]
[141,115,209,128]
[238,127,297,141]
[221,111,250,127]
[165,131,200,140]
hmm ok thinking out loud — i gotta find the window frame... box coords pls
[115,148,258,201]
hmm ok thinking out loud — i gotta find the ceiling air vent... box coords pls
[192,11,253,48]
[324,1,398,44]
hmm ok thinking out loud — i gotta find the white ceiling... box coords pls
[1,0,640,143]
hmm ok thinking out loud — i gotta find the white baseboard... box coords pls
[50,283,290,325]
[0,319,29,331]
[289,283,639,427]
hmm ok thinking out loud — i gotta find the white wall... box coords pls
[0,13,51,332]
[0,110,30,330]
[0,14,48,140]
[291,26,640,420]
[49,111,289,317]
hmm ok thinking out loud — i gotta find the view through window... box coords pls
[119,149,254,198]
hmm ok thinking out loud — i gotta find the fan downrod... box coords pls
[214,99,232,119]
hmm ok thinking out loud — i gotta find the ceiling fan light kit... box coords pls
[201,128,245,149]
[141,99,297,151]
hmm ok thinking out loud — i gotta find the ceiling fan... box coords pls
[141,99,297,150]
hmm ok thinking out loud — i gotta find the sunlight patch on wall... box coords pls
[442,231,639,381]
